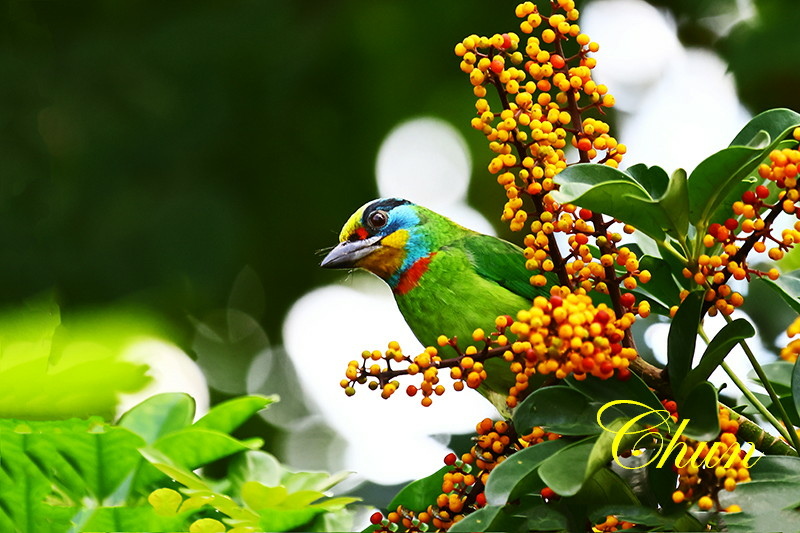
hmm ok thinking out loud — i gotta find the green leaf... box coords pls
[117,392,195,444]
[538,437,598,497]
[521,504,569,531]
[729,108,800,147]
[388,466,451,511]
[659,168,690,240]
[748,361,794,395]
[153,427,257,468]
[718,455,800,532]
[194,395,277,434]
[78,504,187,532]
[228,450,283,491]
[690,108,800,230]
[688,145,769,227]
[667,291,703,397]
[135,428,258,489]
[484,439,569,506]
[677,381,720,441]
[0,418,146,532]
[552,163,670,241]
[512,386,604,436]
[627,163,669,199]
[681,318,755,398]
[241,481,288,509]
[570,467,640,507]
[566,373,666,428]
[758,271,800,314]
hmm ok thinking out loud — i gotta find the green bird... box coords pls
[321,198,552,412]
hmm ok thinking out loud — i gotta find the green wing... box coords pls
[456,233,555,301]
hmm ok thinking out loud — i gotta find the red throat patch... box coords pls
[394,253,436,295]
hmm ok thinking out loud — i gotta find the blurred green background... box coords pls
[1,0,798,470]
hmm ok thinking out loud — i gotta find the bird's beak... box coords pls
[320,235,382,269]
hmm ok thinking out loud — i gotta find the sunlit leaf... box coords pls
[194,395,277,435]
[118,392,195,444]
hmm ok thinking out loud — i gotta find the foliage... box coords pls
[0,393,356,533]
[0,298,160,420]
[343,2,800,532]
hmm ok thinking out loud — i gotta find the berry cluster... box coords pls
[456,0,624,231]
[342,342,446,406]
[456,2,653,321]
[341,286,638,409]
[781,315,800,362]
[502,286,637,407]
[369,419,560,533]
[686,142,800,315]
[661,402,752,512]
[524,206,651,317]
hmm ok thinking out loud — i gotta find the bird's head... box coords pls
[321,198,432,281]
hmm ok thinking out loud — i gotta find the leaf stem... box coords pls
[697,324,798,449]
[723,313,800,451]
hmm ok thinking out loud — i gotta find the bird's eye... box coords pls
[367,210,389,229]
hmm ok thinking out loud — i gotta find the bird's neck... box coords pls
[391,252,437,295]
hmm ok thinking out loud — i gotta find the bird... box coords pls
[321,197,554,412]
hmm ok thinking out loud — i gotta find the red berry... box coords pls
[582,357,595,370]
[616,368,631,381]
[475,492,487,506]
[708,222,722,237]
[594,309,610,324]
[579,208,593,220]
[501,33,512,49]
[444,452,458,466]
[540,487,558,499]
[600,361,614,373]
[406,385,418,397]
[610,343,622,355]
[574,233,589,245]
[490,59,504,74]
[724,218,738,231]
[550,54,565,69]
[741,190,757,204]
[550,295,563,307]
[664,400,677,413]
[370,512,384,525]
[620,292,636,308]
[755,185,770,199]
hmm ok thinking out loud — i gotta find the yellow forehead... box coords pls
[338,206,366,242]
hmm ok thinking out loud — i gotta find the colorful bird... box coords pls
[321,198,553,411]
